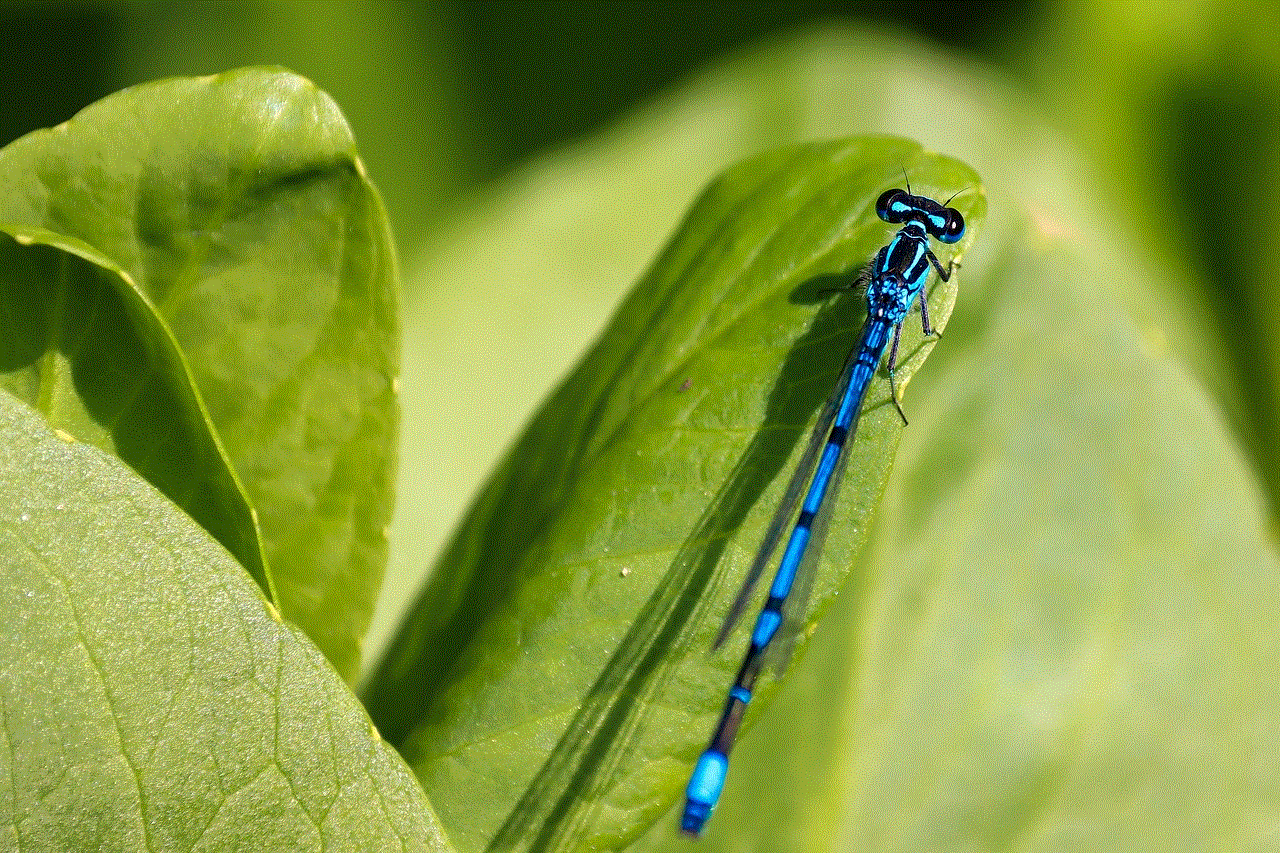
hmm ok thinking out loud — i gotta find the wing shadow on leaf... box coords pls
[487,273,877,852]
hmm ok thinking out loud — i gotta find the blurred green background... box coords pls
[0,1,1029,254]
[5,0,1277,681]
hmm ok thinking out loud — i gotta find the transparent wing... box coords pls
[767,378,864,674]
[712,338,864,650]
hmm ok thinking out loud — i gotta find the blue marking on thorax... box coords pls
[868,226,930,324]
[877,222,927,276]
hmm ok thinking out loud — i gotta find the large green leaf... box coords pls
[633,220,1280,853]
[367,24,1280,853]
[0,388,445,851]
[364,137,983,851]
[0,69,398,682]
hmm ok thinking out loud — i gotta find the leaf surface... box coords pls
[0,69,398,680]
[0,388,445,852]
[366,137,982,851]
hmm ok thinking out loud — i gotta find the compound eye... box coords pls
[939,209,966,243]
[875,188,906,222]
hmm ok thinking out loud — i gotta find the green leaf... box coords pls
[368,23,1280,852]
[630,219,1280,853]
[0,388,445,852]
[0,69,399,682]
[364,137,983,851]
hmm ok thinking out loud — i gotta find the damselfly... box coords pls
[681,184,965,837]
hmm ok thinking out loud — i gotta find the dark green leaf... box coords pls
[365,137,983,851]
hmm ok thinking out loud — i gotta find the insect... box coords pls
[681,183,965,837]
